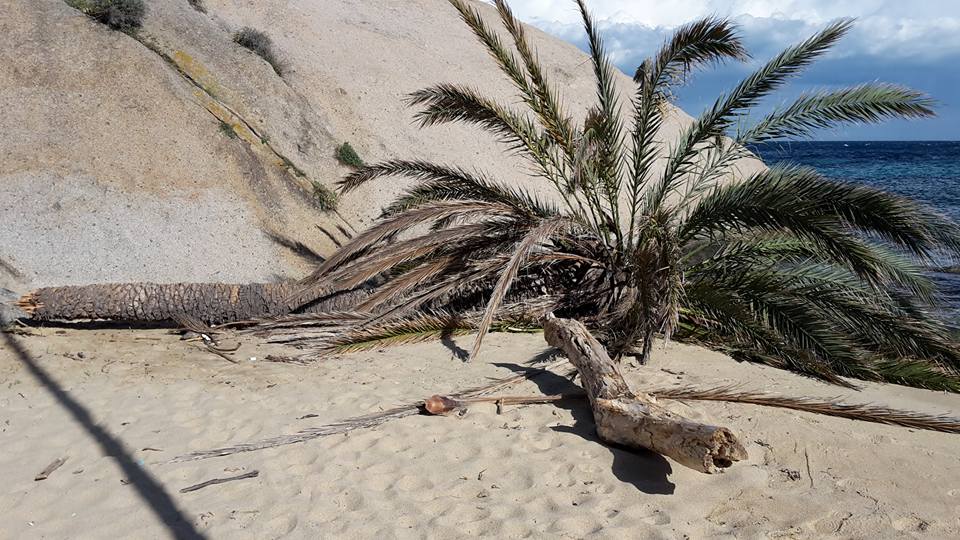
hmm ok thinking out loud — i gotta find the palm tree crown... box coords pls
[293,0,960,391]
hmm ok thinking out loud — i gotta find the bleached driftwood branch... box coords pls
[543,316,747,474]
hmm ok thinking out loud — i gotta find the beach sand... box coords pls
[2,329,958,538]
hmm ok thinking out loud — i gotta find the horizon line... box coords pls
[753,140,960,143]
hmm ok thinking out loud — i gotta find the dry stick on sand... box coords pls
[651,386,960,434]
[179,470,259,493]
[424,393,582,414]
[544,316,748,473]
[168,359,569,463]
[34,457,67,481]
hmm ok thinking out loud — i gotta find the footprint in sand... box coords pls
[892,515,931,532]
[641,510,671,525]
[392,473,434,492]
[262,514,298,536]
[812,511,854,535]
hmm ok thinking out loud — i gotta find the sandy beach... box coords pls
[2,328,958,538]
[3,0,960,538]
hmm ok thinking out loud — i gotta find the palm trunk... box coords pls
[17,283,366,325]
[543,315,747,473]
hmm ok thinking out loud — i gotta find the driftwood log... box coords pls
[543,315,747,473]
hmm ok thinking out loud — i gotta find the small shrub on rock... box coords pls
[218,120,237,139]
[312,181,339,211]
[88,0,146,32]
[335,142,364,168]
[65,0,146,32]
[233,27,285,76]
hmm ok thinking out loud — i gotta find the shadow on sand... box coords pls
[440,333,471,361]
[495,356,676,495]
[3,333,205,539]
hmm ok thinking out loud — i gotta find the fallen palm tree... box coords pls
[17,282,369,325]
[12,0,960,476]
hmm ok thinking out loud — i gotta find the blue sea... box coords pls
[751,141,960,322]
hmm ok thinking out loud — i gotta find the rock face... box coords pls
[0,0,763,292]
[0,0,340,291]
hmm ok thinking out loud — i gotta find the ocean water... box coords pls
[751,141,960,322]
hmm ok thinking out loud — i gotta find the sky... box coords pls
[505,0,960,140]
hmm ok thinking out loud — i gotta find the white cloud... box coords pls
[506,0,960,60]
[487,1,960,140]
[508,0,956,26]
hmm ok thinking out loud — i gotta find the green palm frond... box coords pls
[682,290,856,385]
[680,165,960,259]
[741,83,935,143]
[636,17,748,96]
[574,0,624,233]
[627,18,747,242]
[689,232,936,302]
[647,19,853,213]
[405,85,559,172]
[492,0,576,154]
[340,160,559,218]
[865,359,960,392]
[687,259,960,387]
[691,265,885,369]
[446,0,533,99]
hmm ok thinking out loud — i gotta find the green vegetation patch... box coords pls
[233,27,285,76]
[218,120,237,139]
[66,0,146,33]
[312,181,339,211]
[335,142,365,168]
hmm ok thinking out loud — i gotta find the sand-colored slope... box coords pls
[205,0,764,227]
[0,0,345,291]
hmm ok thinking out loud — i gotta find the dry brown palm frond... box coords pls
[356,256,459,312]
[420,380,960,435]
[320,222,498,293]
[469,217,569,360]
[528,252,601,266]
[317,216,543,305]
[358,254,515,326]
[238,311,370,334]
[245,299,552,361]
[171,312,216,335]
[296,200,516,298]
[315,311,476,354]
[651,385,960,433]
